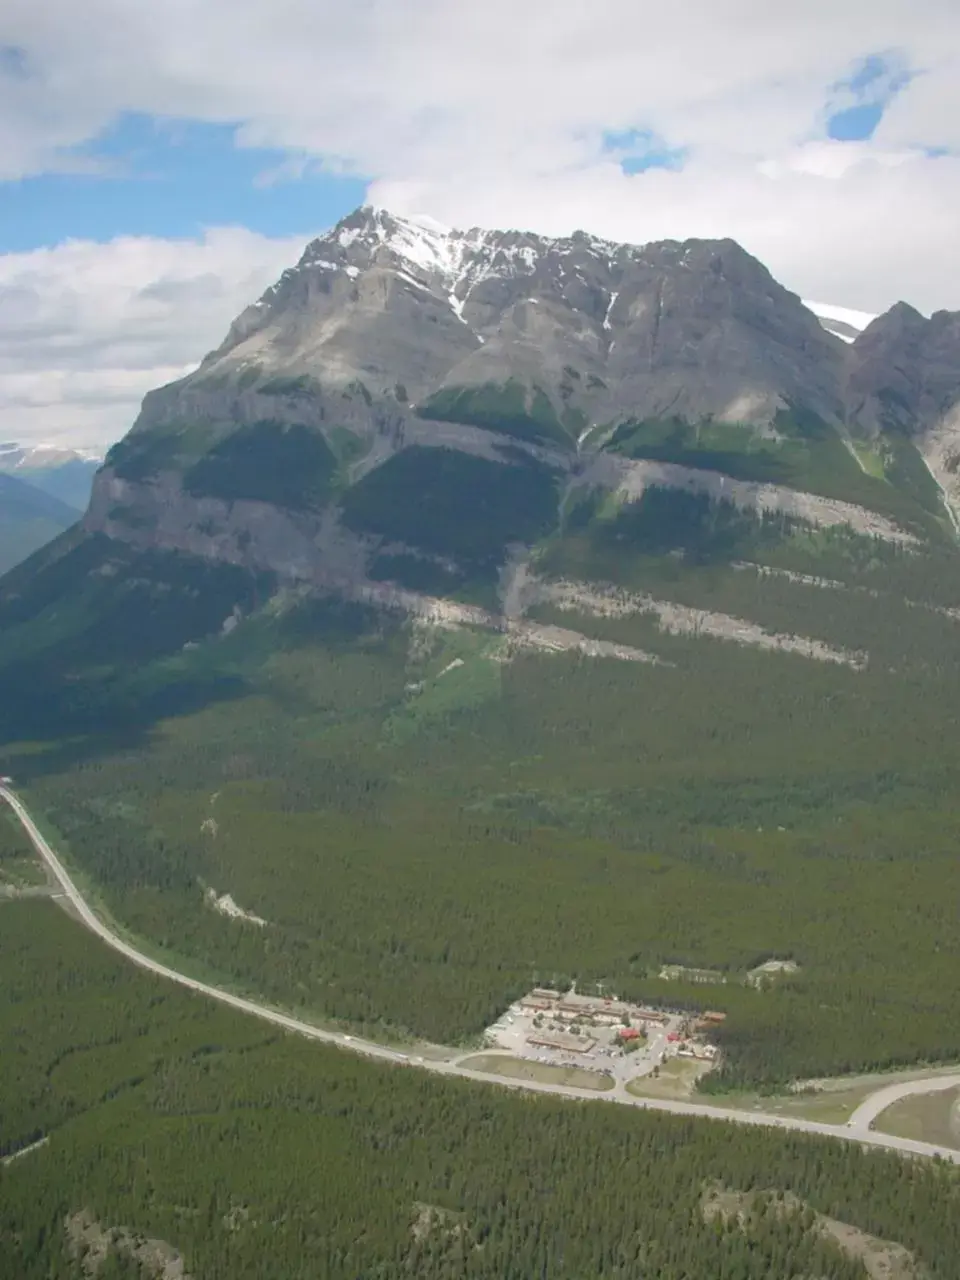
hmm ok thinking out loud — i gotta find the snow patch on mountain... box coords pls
[0,442,103,468]
[803,300,876,344]
[298,207,624,327]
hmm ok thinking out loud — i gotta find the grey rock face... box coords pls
[87,468,380,588]
[129,206,847,452]
[846,303,960,437]
[601,238,843,425]
[80,206,960,577]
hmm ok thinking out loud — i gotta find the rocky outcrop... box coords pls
[577,453,919,544]
[845,303,960,526]
[86,467,374,586]
[537,578,867,668]
[846,304,960,438]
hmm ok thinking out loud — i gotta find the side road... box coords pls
[847,1076,960,1133]
[4,785,959,1164]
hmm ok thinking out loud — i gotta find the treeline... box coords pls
[4,900,960,1280]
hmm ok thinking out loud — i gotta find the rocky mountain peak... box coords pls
[858,300,926,342]
[846,301,960,438]
[90,202,960,581]
[184,206,845,434]
[58,202,960,605]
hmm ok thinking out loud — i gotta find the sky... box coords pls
[0,0,958,449]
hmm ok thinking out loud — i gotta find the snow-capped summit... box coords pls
[163,205,849,444]
[0,442,103,470]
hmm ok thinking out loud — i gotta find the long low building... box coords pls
[515,988,670,1025]
[519,997,555,1012]
[526,1031,597,1055]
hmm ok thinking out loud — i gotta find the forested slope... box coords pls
[4,899,960,1279]
[4,506,960,1088]
[0,472,79,575]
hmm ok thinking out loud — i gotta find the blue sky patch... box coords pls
[826,52,911,142]
[827,102,885,142]
[0,114,366,252]
[602,128,687,175]
[0,44,30,80]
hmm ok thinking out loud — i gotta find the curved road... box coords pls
[4,785,959,1165]
[847,1074,960,1131]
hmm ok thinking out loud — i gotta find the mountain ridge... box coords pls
[189,206,845,430]
[71,204,959,605]
[0,442,102,513]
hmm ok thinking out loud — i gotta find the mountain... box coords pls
[4,207,960,1096]
[0,471,80,575]
[844,305,960,525]
[82,206,955,596]
[0,443,102,511]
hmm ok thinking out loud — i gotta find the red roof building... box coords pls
[619,1027,641,1040]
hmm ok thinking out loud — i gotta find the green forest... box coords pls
[603,412,950,538]
[3,899,960,1279]
[4,478,960,1090]
[417,380,575,447]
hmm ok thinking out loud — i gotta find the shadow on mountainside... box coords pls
[0,530,269,777]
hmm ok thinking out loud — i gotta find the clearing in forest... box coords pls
[459,1053,614,1091]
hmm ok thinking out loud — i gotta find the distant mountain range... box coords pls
[0,443,102,511]
[0,470,81,575]
[0,443,100,573]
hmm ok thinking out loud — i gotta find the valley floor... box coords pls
[4,782,959,1166]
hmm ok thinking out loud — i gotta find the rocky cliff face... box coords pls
[130,207,844,446]
[78,206,960,591]
[845,304,960,526]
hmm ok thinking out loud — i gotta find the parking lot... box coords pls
[482,988,720,1085]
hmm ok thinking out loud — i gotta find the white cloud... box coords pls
[3,0,955,176]
[0,230,307,447]
[1,0,959,445]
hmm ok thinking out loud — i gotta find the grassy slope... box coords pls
[4,899,960,1280]
[417,380,574,448]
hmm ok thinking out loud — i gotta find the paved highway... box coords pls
[4,784,959,1165]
